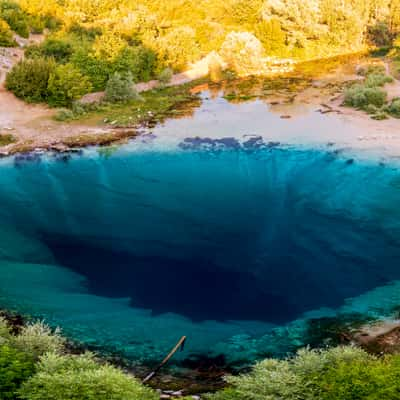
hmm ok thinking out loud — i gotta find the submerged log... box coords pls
[142,336,187,384]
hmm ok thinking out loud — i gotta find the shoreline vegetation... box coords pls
[3,310,400,399]
[0,0,399,155]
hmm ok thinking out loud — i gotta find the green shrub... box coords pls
[54,109,75,121]
[68,23,101,41]
[11,322,65,360]
[364,73,393,88]
[0,1,29,38]
[157,67,173,86]
[344,84,387,109]
[28,16,45,34]
[5,57,56,103]
[25,39,73,63]
[387,98,400,117]
[43,15,61,31]
[371,110,388,120]
[205,347,372,400]
[47,63,92,107]
[357,64,386,77]
[0,18,15,46]
[155,26,200,70]
[42,39,73,63]
[104,72,139,103]
[0,345,35,400]
[24,44,43,59]
[114,45,157,82]
[316,354,400,400]
[19,352,159,400]
[71,49,112,91]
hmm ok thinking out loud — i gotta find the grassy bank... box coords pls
[55,81,203,128]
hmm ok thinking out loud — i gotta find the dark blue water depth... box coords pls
[0,144,400,364]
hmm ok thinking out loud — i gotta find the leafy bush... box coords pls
[220,31,266,77]
[155,26,200,70]
[54,109,75,121]
[42,39,73,63]
[205,347,374,400]
[387,98,400,117]
[364,73,393,87]
[0,18,15,46]
[0,345,35,400]
[5,57,56,103]
[357,64,386,77]
[68,23,101,41]
[71,49,112,91]
[19,352,159,400]
[104,72,139,103]
[25,39,73,63]
[11,322,65,360]
[92,32,127,62]
[47,63,92,107]
[344,84,387,109]
[316,354,400,399]
[0,1,29,38]
[113,45,157,82]
[28,15,45,34]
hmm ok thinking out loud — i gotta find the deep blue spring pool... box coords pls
[1,140,400,366]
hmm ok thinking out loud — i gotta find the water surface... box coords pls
[1,90,400,366]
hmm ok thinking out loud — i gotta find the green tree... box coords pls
[47,63,92,106]
[104,72,140,103]
[5,57,56,103]
[155,27,200,70]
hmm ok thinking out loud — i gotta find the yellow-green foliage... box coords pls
[13,0,400,65]
[0,317,160,400]
[206,347,400,400]
[10,322,65,360]
[4,0,400,104]
[19,352,159,400]
[5,57,56,103]
[220,31,266,76]
[0,345,35,400]
[47,63,92,106]
[0,18,15,46]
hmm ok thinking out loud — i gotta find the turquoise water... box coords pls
[1,135,400,366]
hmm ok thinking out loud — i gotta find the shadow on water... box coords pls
[42,236,297,324]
